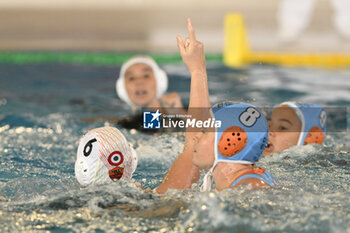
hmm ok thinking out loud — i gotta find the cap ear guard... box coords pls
[218,126,248,157]
[303,126,325,145]
[109,167,124,181]
[116,77,132,106]
[155,69,168,98]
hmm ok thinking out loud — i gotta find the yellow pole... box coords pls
[223,13,350,68]
[223,14,251,68]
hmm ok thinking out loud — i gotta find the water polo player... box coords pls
[263,101,327,155]
[81,56,185,132]
[75,126,138,187]
[199,102,278,191]
[155,19,277,194]
[116,55,185,112]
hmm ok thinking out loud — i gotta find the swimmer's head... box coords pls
[264,101,327,155]
[116,56,168,107]
[199,102,268,191]
[193,102,268,170]
[74,127,138,187]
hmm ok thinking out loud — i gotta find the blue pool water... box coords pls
[0,62,350,233]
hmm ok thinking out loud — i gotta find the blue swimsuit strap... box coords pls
[231,170,277,187]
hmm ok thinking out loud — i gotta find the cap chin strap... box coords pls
[200,109,217,192]
[200,161,217,192]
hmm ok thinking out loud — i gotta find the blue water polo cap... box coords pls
[200,102,269,192]
[278,101,327,146]
[212,102,268,164]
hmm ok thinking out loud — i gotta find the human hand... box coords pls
[177,18,206,73]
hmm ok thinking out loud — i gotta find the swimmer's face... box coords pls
[192,131,215,170]
[263,106,301,155]
[124,63,157,106]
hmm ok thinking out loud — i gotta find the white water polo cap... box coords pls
[116,56,168,106]
[75,127,138,187]
[278,101,327,146]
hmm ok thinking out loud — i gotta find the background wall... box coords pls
[0,0,349,53]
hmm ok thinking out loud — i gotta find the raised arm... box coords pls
[155,18,210,194]
[177,19,210,109]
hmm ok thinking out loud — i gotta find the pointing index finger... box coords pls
[187,18,196,42]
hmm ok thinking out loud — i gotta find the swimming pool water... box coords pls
[0,62,349,233]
